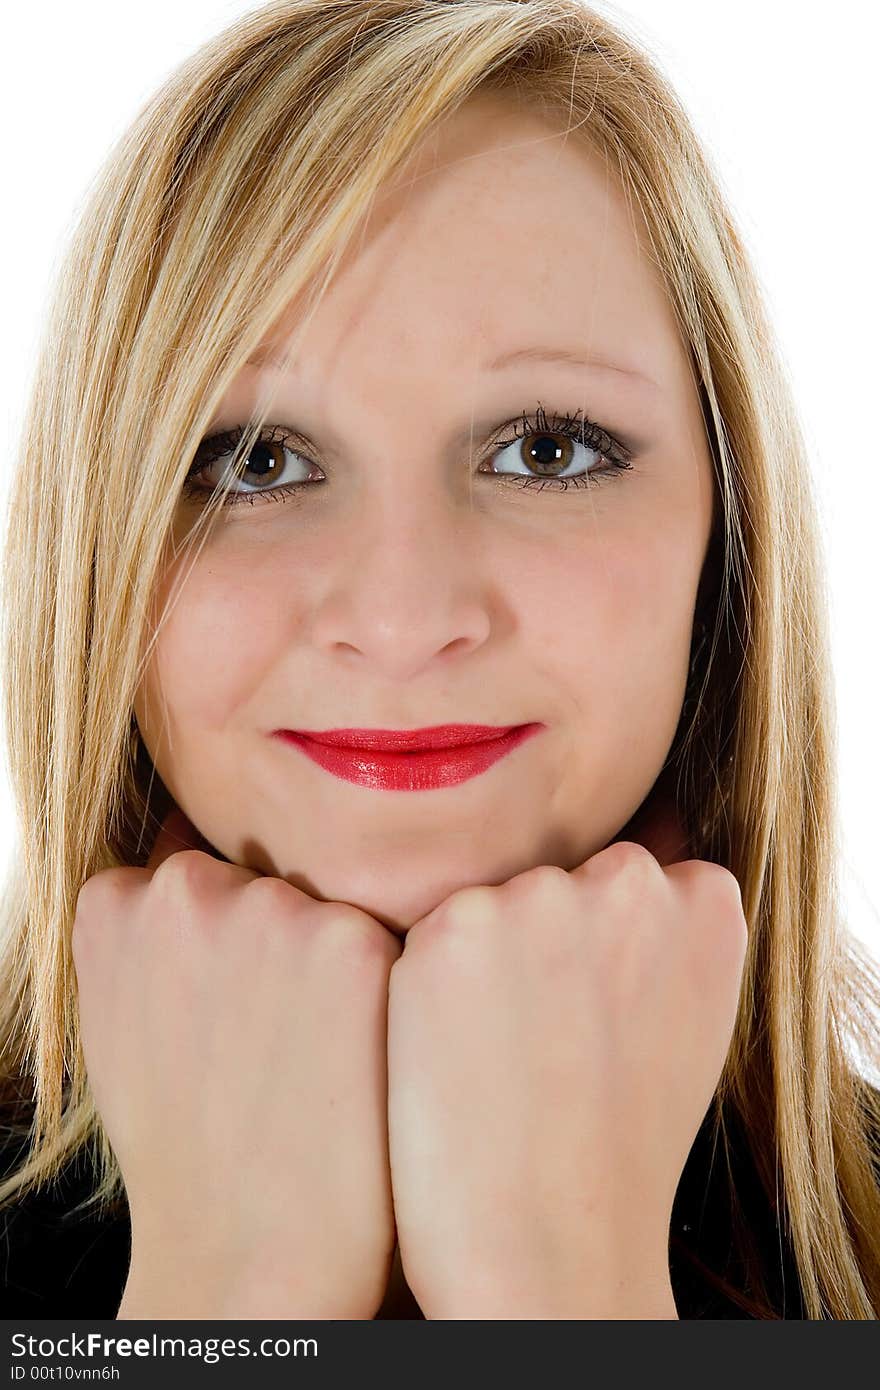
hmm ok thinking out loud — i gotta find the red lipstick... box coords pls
[271,723,543,791]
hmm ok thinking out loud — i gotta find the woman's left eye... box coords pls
[481,408,635,493]
[182,406,635,509]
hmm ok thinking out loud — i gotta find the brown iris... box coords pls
[521,431,574,477]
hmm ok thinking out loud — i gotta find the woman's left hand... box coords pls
[385,833,748,1319]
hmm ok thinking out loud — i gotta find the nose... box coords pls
[308,491,493,681]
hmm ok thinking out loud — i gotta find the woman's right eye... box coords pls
[183,427,321,507]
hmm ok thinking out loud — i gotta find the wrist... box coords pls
[425,1268,679,1321]
[117,1264,369,1321]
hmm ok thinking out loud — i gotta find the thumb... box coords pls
[145,805,211,873]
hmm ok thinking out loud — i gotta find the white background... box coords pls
[1,1,877,961]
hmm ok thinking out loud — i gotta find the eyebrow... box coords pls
[486,345,659,391]
[246,343,659,391]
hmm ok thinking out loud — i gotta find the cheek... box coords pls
[136,548,294,740]
[508,521,696,692]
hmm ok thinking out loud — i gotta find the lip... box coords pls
[271,723,544,791]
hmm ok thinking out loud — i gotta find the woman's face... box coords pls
[134,92,715,934]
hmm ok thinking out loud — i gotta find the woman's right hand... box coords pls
[71,806,403,1319]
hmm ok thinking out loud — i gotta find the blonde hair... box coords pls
[1,0,878,1319]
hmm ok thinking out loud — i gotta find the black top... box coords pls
[0,1103,810,1319]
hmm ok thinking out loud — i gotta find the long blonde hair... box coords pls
[1,0,878,1319]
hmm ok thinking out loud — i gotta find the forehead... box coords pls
[242,92,689,402]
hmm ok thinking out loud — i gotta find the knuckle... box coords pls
[151,847,217,894]
[443,884,496,929]
[587,839,659,883]
[239,881,398,968]
[73,874,101,925]
[615,840,658,872]
[512,863,571,897]
[72,866,134,949]
[705,864,748,941]
[237,877,305,954]
[691,860,744,909]
[503,866,575,934]
[75,865,124,909]
[713,863,744,906]
[244,873,301,916]
[318,904,395,968]
[403,885,498,968]
[677,861,749,962]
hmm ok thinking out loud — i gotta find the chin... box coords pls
[327,854,515,935]
[336,879,458,936]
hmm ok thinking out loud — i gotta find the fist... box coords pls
[73,806,403,1319]
[386,840,747,1318]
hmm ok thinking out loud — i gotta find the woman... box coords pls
[1,0,878,1319]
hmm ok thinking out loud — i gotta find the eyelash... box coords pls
[181,403,636,509]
